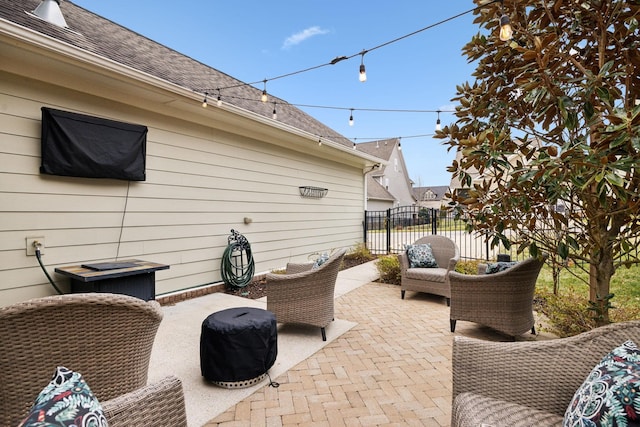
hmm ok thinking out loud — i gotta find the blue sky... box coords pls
[70,1,487,186]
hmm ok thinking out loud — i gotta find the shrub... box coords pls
[534,290,640,337]
[455,259,482,275]
[344,242,375,264]
[376,255,401,285]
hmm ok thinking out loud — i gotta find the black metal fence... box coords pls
[365,206,640,265]
[364,206,517,261]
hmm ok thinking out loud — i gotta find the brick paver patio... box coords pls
[203,281,543,426]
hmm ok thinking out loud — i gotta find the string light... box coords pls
[359,50,367,82]
[195,0,503,103]
[499,15,513,41]
[499,1,513,41]
[349,109,354,126]
[202,92,208,108]
[261,80,268,103]
[436,110,441,131]
[272,103,277,120]
[217,89,222,106]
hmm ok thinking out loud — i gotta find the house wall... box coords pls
[384,147,415,207]
[366,200,394,212]
[0,71,366,306]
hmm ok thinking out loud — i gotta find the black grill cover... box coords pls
[200,307,277,382]
[40,107,147,181]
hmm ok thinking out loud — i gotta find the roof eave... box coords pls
[1,17,384,169]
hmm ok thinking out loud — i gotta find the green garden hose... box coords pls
[220,230,255,289]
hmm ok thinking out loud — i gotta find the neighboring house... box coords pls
[355,138,416,210]
[0,0,384,306]
[413,186,449,210]
[448,147,481,202]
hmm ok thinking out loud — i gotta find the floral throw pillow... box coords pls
[563,340,640,427]
[485,261,518,274]
[406,244,438,268]
[18,366,108,427]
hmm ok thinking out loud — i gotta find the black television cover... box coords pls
[40,107,147,181]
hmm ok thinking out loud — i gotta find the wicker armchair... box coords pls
[398,235,460,305]
[266,248,347,341]
[452,320,640,427]
[448,256,546,337]
[0,293,187,427]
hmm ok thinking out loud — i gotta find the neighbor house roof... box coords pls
[414,186,449,202]
[355,138,398,178]
[366,175,396,201]
[0,0,355,149]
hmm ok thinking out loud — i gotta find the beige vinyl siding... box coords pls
[0,72,366,306]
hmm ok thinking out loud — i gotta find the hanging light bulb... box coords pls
[499,14,513,41]
[216,89,222,107]
[436,110,442,131]
[353,142,357,150]
[318,138,322,146]
[349,109,354,126]
[261,80,268,103]
[202,92,208,108]
[398,140,402,151]
[272,103,277,120]
[359,51,367,82]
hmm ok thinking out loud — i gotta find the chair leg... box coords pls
[446,297,450,307]
[401,290,405,299]
[450,319,456,332]
[531,325,536,335]
[321,327,326,341]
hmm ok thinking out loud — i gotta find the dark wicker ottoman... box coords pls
[200,307,277,388]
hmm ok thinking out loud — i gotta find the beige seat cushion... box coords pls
[404,267,447,282]
[453,392,563,427]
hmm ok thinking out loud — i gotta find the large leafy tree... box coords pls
[438,0,640,323]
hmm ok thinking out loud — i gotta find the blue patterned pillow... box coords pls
[406,244,438,268]
[485,261,518,274]
[563,340,640,427]
[18,366,108,427]
[312,252,329,270]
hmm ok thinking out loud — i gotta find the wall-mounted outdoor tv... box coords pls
[40,107,147,181]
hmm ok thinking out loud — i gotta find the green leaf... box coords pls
[558,241,569,259]
[599,60,615,76]
[584,101,595,120]
[605,171,624,187]
[565,111,577,130]
[567,235,580,251]
[597,87,611,105]
[529,242,539,258]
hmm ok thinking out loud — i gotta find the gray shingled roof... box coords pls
[354,138,399,177]
[413,185,450,202]
[1,0,353,147]
[366,175,395,201]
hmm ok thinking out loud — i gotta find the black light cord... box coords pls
[197,0,501,94]
[35,247,63,295]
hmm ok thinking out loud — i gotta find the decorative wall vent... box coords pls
[299,186,328,199]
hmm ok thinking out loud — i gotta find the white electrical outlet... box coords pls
[26,236,45,256]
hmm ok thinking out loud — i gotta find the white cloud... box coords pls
[282,26,330,49]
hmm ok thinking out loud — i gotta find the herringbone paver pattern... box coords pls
[203,282,546,426]
[204,283,456,426]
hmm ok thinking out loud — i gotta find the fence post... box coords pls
[386,208,391,254]
[431,208,437,235]
[363,211,368,245]
[485,239,490,261]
